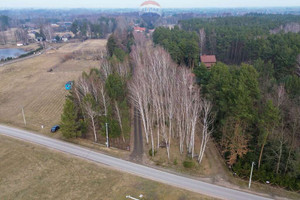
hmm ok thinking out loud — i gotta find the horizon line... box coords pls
[0,6,300,10]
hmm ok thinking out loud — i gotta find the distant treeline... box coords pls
[153,26,199,67]
[71,17,117,39]
[0,15,9,31]
[179,14,300,67]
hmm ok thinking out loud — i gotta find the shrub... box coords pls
[183,160,195,168]
[173,158,178,165]
[149,148,157,157]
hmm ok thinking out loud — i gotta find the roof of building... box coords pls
[134,26,146,32]
[140,1,161,7]
[200,55,216,63]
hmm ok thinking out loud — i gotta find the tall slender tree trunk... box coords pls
[276,126,284,174]
[115,101,125,143]
[258,141,266,169]
[91,117,97,142]
[284,129,295,174]
[284,147,292,174]
[276,141,283,174]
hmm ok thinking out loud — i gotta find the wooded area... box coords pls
[60,14,300,191]
[60,30,132,149]
[71,17,117,39]
[130,34,214,162]
[154,14,300,191]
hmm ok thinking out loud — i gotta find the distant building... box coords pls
[134,26,146,32]
[36,37,43,42]
[62,37,68,42]
[200,55,217,68]
[51,24,59,28]
[61,34,72,42]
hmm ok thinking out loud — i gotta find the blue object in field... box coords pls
[51,125,60,133]
[65,81,73,90]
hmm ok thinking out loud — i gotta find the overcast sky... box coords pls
[0,0,300,9]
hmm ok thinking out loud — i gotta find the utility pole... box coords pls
[249,161,255,189]
[21,107,26,126]
[105,122,109,148]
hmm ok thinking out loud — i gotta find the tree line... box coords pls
[180,14,300,65]
[194,61,300,190]
[71,17,117,39]
[152,26,200,67]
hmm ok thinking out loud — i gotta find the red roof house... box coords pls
[134,26,146,32]
[200,55,217,68]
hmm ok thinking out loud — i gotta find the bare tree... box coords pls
[129,35,214,161]
[82,93,101,142]
[14,28,29,44]
[0,31,7,45]
[198,99,215,164]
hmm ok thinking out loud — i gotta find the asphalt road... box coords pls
[0,125,272,200]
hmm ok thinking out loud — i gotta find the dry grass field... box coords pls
[0,135,215,200]
[0,39,106,135]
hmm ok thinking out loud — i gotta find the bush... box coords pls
[149,148,157,157]
[173,158,178,165]
[183,160,195,168]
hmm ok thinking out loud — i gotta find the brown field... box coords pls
[0,135,215,200]
[0,39,106,135]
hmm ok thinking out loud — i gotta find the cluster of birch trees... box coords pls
[129,36,214,163]
[61,57,131,144]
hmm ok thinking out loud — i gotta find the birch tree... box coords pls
[198,99,215,164]
[129,35,214,160]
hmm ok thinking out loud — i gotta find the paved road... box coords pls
[0,125,272,200]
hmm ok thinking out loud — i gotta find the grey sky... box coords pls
[0,0,300,9]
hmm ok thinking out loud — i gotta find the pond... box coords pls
[0,48,28,60]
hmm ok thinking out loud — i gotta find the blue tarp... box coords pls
[65,81,73,90]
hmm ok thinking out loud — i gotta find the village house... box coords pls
[134,26,146,33]
[200,55,217,68]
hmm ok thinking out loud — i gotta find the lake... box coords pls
[0,48,27,60]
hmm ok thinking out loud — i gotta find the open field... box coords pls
[0,42,40,51]
[0,135,215,200]
[0,39,106,135]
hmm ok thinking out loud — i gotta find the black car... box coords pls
[51,125,60,133]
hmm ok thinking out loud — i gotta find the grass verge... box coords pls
[0,135,216,200]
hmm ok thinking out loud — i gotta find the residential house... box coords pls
[200,55,217,68]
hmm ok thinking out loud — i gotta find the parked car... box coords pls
[51,125,60,133]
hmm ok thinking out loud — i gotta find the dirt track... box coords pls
[130,107,144,162]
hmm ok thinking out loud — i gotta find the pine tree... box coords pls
[60,98,80,138]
